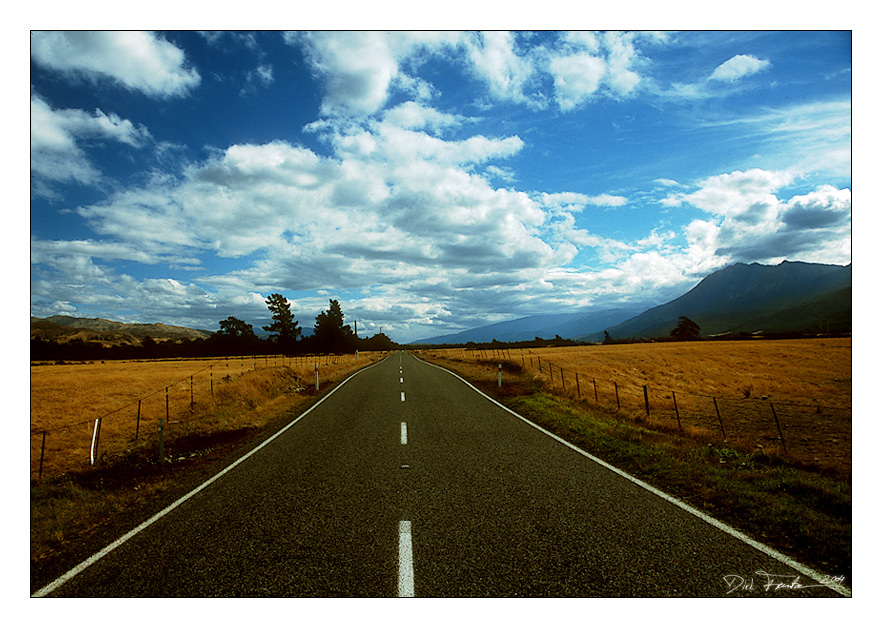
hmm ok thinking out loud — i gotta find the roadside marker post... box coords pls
[498,363,502,388]
[315,363,319,391]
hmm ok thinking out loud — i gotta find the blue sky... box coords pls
[29,30,852,343]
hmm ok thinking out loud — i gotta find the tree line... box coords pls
[31,296,396,362]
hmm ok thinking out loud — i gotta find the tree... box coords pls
[359,332,395,352]
[313,299,356,353]
[670,316,701,341]
[263,293,301,350]
[218,316,255,337]
[213,316,260,356]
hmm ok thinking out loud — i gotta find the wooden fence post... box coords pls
[575,372,581,398]
[593,378,598,402]
[135,399,141,441]
[713,397,726,440]
[672,391,682,434]
[39,431,46,479]
[643,385,650,417]
[769,402,787,453]
[560,367,566,391]
[159,387,167,465]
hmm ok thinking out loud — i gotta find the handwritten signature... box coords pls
[724,571,846,594]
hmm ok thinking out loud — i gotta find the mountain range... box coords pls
[30,315,212,347]
[414,261,852,344]
[413,308,646,345]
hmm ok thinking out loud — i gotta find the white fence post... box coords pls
[90,417,101,465]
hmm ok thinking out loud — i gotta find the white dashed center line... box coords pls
[398,521,414,597]
[401,391,405,402]
[401,422,408,445]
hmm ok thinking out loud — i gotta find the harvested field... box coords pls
[424,338,851,472]
[30,353,385,479]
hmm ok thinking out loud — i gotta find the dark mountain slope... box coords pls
[583,261,851,341]
[414,307,644,345]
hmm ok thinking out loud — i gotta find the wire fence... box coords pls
[30,353,365,480]
[447,346,851,470]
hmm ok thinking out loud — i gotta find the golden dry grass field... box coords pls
[30,352,384,479]
[426,338,851,471]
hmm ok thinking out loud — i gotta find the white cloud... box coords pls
[30,93,151,189]
[654,178,682,188]
[543,31,656,110]
[382,101,467,132]
[291,31,460,117]
[675,168,794,218]
[709,54,771,82]
[670,169,851,265]
[601,32,643,97]
[586,193,628,207]
[462,31,538,106]
[30,31,200,98]
[548,53,606,110]
[290,31,663,118]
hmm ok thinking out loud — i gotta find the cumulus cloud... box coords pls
[545,31,652,109]
[382,101,468,132]
[548,53,606,110]
[290,31,662,118]
[709,54,771,82]
[30,31,200,98]
[291,31,460,116]
[462,31,539,106]
[669,169,851,264]
[60,114,575,333]
[30,93,151,189]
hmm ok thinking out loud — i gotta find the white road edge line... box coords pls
[401,422,408,445]
[412,354,851,598]
[398,521,414,597]
[32,355,393,598]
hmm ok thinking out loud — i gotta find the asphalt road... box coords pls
[34,352,848,597]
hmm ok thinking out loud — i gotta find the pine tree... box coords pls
[263,293,301,350]
[313,299,355,353]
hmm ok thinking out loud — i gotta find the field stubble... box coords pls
[426,338,851,472]
[30,353,385,479]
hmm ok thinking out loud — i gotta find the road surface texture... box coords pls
[33,352,849,597]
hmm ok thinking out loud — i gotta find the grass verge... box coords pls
[419,353,851,584]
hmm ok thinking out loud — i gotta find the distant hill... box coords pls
[581,261,851,342]
[413,308,645,345]
[31,315,212,347]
